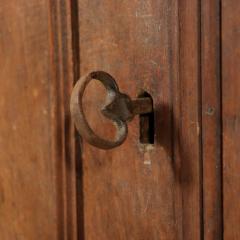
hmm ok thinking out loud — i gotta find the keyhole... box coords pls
[138,91,154,144]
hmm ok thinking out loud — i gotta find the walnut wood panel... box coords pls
[77,0,202,239]
[0,1,77,239]
[222,0,240,239]
[201,0,222,239]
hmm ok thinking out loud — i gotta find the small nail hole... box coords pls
[138,91,154,144]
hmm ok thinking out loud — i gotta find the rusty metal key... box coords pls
[70,71,153,149]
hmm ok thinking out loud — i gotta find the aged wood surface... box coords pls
[201,0,222,239]
[0,1,77,239]
[1,0,234,239]
[77,0,202,239]
[178,0,202,239]
[222,0,240,239]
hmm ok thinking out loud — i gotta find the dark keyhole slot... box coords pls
[138,91,154,144]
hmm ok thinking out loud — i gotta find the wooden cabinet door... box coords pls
[75,1,202,239]
[1,0,240,240]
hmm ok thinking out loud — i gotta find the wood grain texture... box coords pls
[0,1,77,239]
[178,0,202,239]
[77,0,202,239]
[201,0,222,239]
[222,0,240,239]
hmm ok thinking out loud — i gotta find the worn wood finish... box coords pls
[3,0,238,239]
[77,0,202,239]
[222,0,240,239]
[201,0,222,239]
[78,1,177,239]
[0,1,77,239]
[178,0,202,239]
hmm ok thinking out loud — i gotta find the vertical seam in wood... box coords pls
[176,3,183,239]
[70,0,80,83]
[48,1,66,238]
[69,0,84,239]
[219,0,224,238]
[201,0,223,238]
[198,0,204,239]
[178,0,202,238]
[48,0,79,239]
